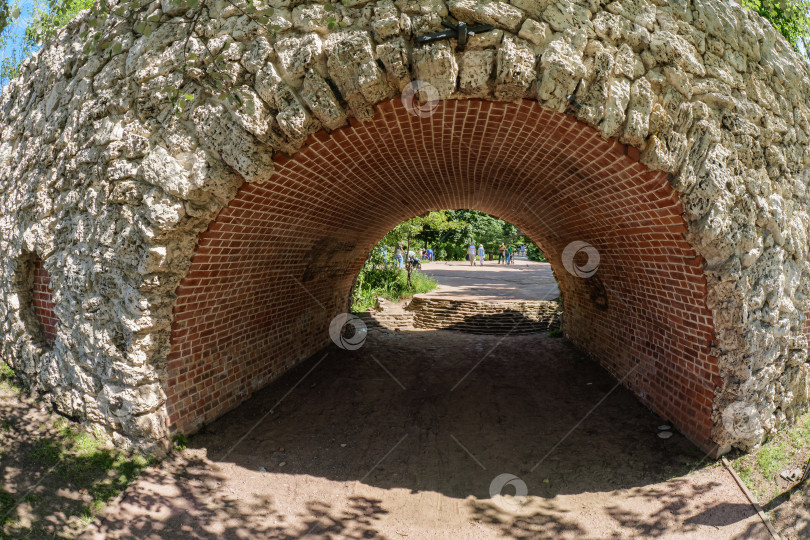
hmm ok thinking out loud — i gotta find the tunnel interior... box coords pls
[167,99,719,450]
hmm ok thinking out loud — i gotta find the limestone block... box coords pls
[650,31,705,77]
[325,31,389,119]
[275,34,322,81]
[372,0,403,42]
[292,3,333,33]
[191,102,275,183]
[599,76,631,138]
[448,0,525,33]
[377,38,412,91]
[605,0,656,31]
[537,37,586,112]
[518,19,551,48]
[576,51,612,127]
[495,36,536,101]
[508,0,552,20]
[395,0,446,14]
[301,70,348,130]
[459,49,496,97]
[413,41,459,100]
[242,37,273,74]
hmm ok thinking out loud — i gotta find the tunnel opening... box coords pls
[348,209,563,335]
[167,98,719,452]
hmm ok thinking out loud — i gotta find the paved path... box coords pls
[419,256,560,301]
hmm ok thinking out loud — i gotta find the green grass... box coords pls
[352,267,438,312]
[756,442,791,478]
[730,412,810,502]
[0,362,21,393]
[548,329,563,338]
[172,433,188,451]
[0,372,152,536]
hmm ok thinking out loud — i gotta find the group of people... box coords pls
[385,242,526,268]
[497,243,517,264]
[466,242,523,266]
[390,244,433,269]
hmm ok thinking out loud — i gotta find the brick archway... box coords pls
[168,99,719,450]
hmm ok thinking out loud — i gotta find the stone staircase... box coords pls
[355,296,562,335]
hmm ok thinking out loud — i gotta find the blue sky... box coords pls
[1,0,38,86]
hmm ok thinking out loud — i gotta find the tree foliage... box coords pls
[742,0,810,58]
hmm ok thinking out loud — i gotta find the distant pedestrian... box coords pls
[394,244,404,269]
[498,243,506,264]
[425,248,433,261]
[508,245,514,264]
[467,242,476,266]
[478,244,485,266]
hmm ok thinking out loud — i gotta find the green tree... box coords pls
[1,0,95,84]
[742,0,810,58]
[382,211,460,285]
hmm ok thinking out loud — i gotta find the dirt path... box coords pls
[419,258,559,301]
[84,330,770,539]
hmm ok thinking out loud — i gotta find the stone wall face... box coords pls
[0,0,808,454]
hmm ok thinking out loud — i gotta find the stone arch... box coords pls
[0,0,809,454]
[168,99,721,449]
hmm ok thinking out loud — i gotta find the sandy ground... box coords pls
[84,330,770,539]
[419,257,560,301]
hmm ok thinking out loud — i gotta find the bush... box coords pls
[527,244,547,262]
[352,266,438,311]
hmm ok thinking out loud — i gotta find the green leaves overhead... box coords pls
[742,0,810,59]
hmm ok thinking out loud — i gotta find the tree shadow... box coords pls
[0,386,149,538]
[88,330,769,538]
[84,452,388,538]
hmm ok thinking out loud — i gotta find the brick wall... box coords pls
[167,99,719,451]
[32,258,56,346]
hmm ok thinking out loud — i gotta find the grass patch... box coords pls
[352,267,438,312]
[730,412,810,503]
[0,362,21,393]
[548,329,563,338]
[173,433,189,451]
[0,398,153,537]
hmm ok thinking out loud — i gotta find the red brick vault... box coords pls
[167,99,719,450]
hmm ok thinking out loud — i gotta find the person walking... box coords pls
[507,245,514,264]
[394,243,404,269]
[467,242,477,266]
[478,244,485,266]
[498,243,506,264]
